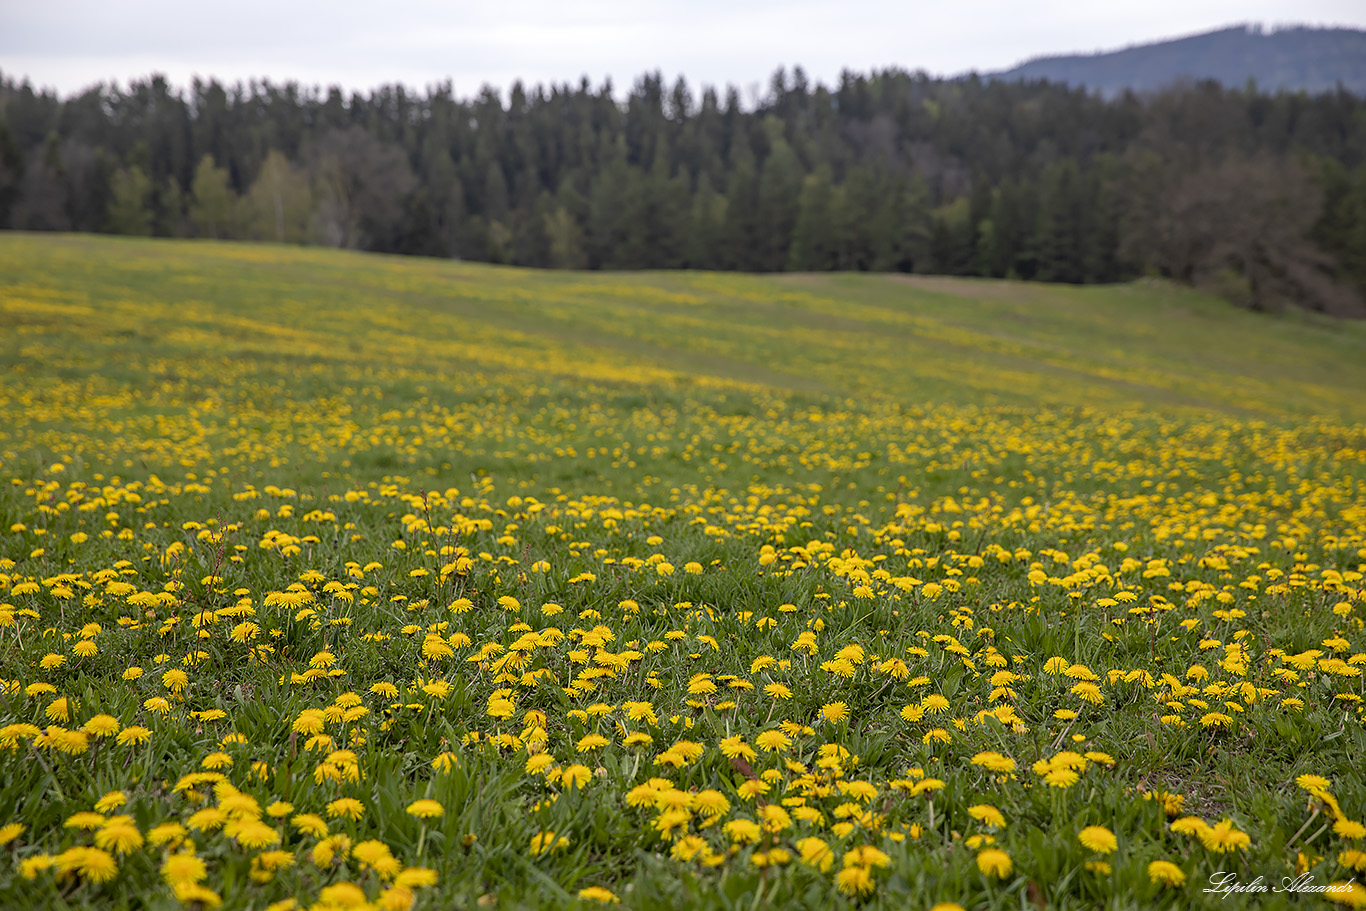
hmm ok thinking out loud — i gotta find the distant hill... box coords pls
[992,25,1366,97]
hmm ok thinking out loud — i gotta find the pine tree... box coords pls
[158,177,187,237]
[788,166,837,271]
[723,152,762,272]
[587,152,631,269]
[688,174,726,270]
[929,197,974,275]
[0,117,24,227]
[755,118,802,271]
[1035,160,1087,283]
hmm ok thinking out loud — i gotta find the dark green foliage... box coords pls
[188,155,236,239]
[788,166,838,271]
[1,65,1365,312]
[1313,158,1366,297]
[0,118,20,226]
[105,165,153,236]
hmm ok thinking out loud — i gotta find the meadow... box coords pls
[1,232,1365,910]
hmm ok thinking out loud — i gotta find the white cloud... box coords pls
[2,0,1363,99]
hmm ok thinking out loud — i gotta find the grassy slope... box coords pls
[5,233,1365,423]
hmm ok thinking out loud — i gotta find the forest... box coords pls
[2,67,1365,314]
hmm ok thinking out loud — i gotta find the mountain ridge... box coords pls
[990,24,1366,96]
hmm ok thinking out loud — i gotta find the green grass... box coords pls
[0,232,1364,910]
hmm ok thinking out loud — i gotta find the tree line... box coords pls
[2,68,1365,314]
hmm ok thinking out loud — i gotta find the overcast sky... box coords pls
[3,0,1365,101]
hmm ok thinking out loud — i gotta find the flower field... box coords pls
[1,232,1365,909]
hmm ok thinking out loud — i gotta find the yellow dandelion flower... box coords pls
[576,733,610,752]
[352,840,394,868]
[1325,881,1366,907]
[94,821,144,854]
[529,831,569,856]
[977,848,1012,878]
[1335,819,1366,839]
[969,805,1006,828]
[116,726,151,746]
[162,851,207,886]
[724,819,762,844]
[1078,825,1117,854]
[578,886,620,903]
[797,837,834,872]
[291,813,328,837]
[394,867,439,888]
[94,790,127,813]
[843,845,891,868]
[922,693,950,713]
[836,865,875,896]
[407,799,443,820]
[326,798,365,821]
[970,751,1016,773]
[162,668,189,693]
[315,883,367,907]
[561,764,592,789]
[65,811,109,830]
[147,822,188,846]
[19,854,54,879]
[1148,860,1186,886]
[230,820,280,849]
[66,846,119,883]
[1198,818,1251,852]
[1044,767,1080,788]
[1171,816,1210,836]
